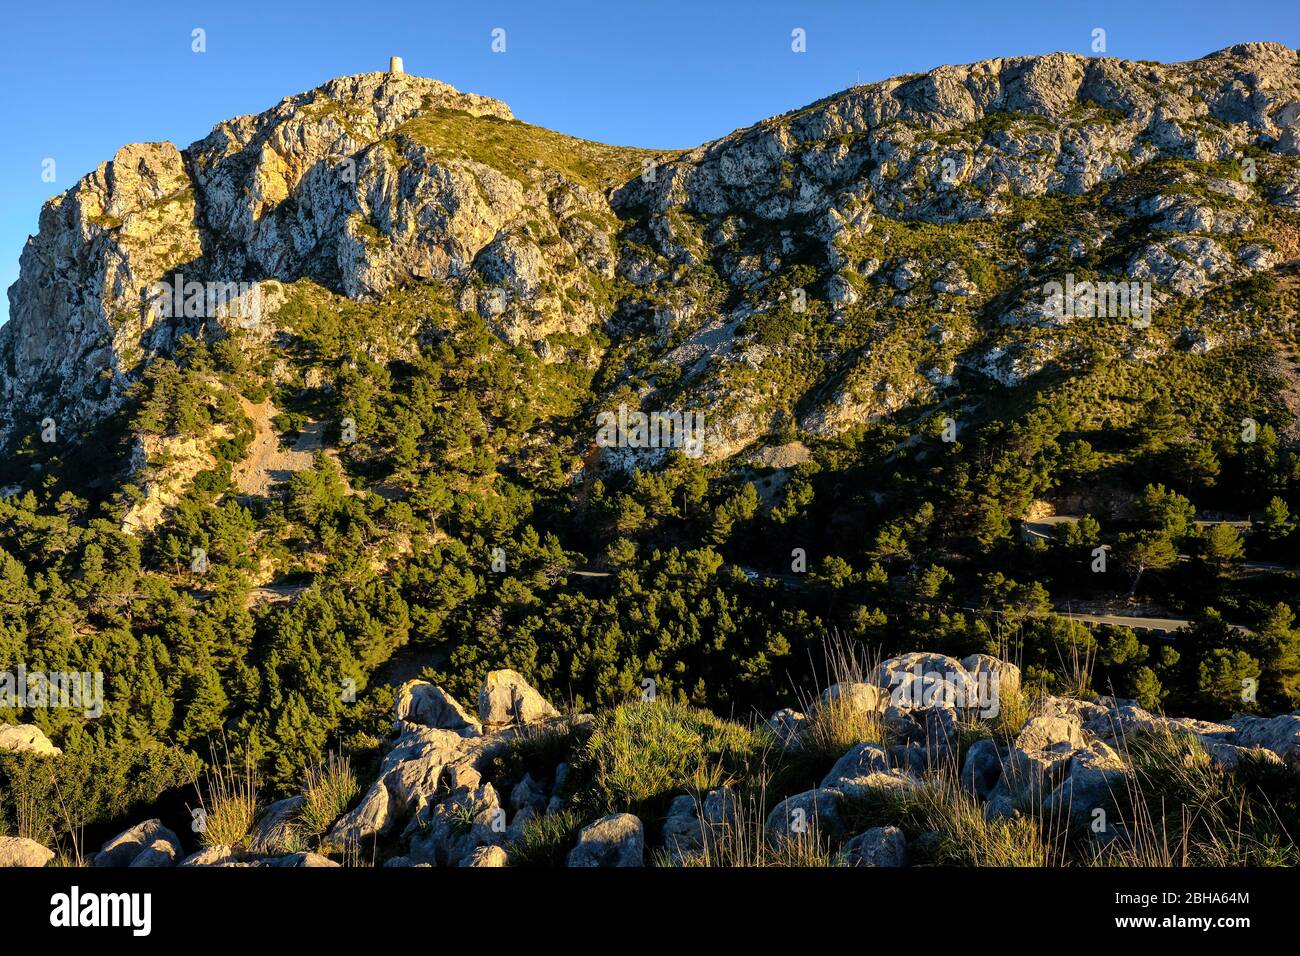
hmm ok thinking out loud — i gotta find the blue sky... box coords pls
[2,0,1297,325]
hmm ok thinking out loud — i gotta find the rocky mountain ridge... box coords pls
[4,43,1300,471]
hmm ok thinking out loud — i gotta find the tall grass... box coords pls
[298,752,358,838]
[1,758,86,865]
[836,769,1070,866]
[194,741,258,850]
[663,792,835,868]
[1098,728,1300,866]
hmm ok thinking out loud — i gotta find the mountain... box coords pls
[5,43,1300,461]
[2,44,1300,869]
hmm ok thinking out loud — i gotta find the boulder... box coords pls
[982,782,1019,822]
[547,763,570,814]
[93,819,181,868]
[1045,741,1129,827]
[702,787,737,830]
[662,795,704,860]
[764,708,808,746]
[0,723,61,756]
[960,654,1022,708]
[835,770,919,800]
[659,787,733,862]
[765,788,845,845]
[889,745,929,776]
[178,845,241,867]
[1082,704,1161,743]
[1202,741,1284,771]
[395,681,482,735]
[1001,714,1082,804]
[819,682,884,715]
[820,742,889,789]
[961,737,1004,799]
[1166,716,1236,741]
[0,836,54,867]
[882,706,925,746]
[837,826,908,867]
[248,795,305,855]
[506,806,537,842]
[1040,696,1108,723]
[1003,747,1072,803]
[567,813,644,867]
[876,653,976,711]
[328,725,479,846]
[128,838,179,867]
[255,852,339,867]
[478,669,559,727]
[327,779,392,848]
[461,844,509,867]
[1015,713,1085,754]
[922,706,959,762]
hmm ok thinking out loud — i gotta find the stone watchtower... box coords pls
[389,56,404,75]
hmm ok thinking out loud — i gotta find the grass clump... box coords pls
[506,809,585,868]
[298,752,359,838]
[569,700,766,820]
[195,747,258,850]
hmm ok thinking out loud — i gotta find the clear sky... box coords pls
[2,0,1297,325]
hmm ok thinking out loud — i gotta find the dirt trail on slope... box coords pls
[232,397,324,497]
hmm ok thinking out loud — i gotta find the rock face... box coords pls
[0,69,622,450]
[478,669,561,727]
[0,723,61,756]
[0,836,55,867]
[395,680,482,735]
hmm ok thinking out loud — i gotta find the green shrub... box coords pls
[570,701,766,819]
[506,809,585,868]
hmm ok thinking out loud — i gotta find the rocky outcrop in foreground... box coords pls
[7,652,1299,867]
[765,652,1297,849]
